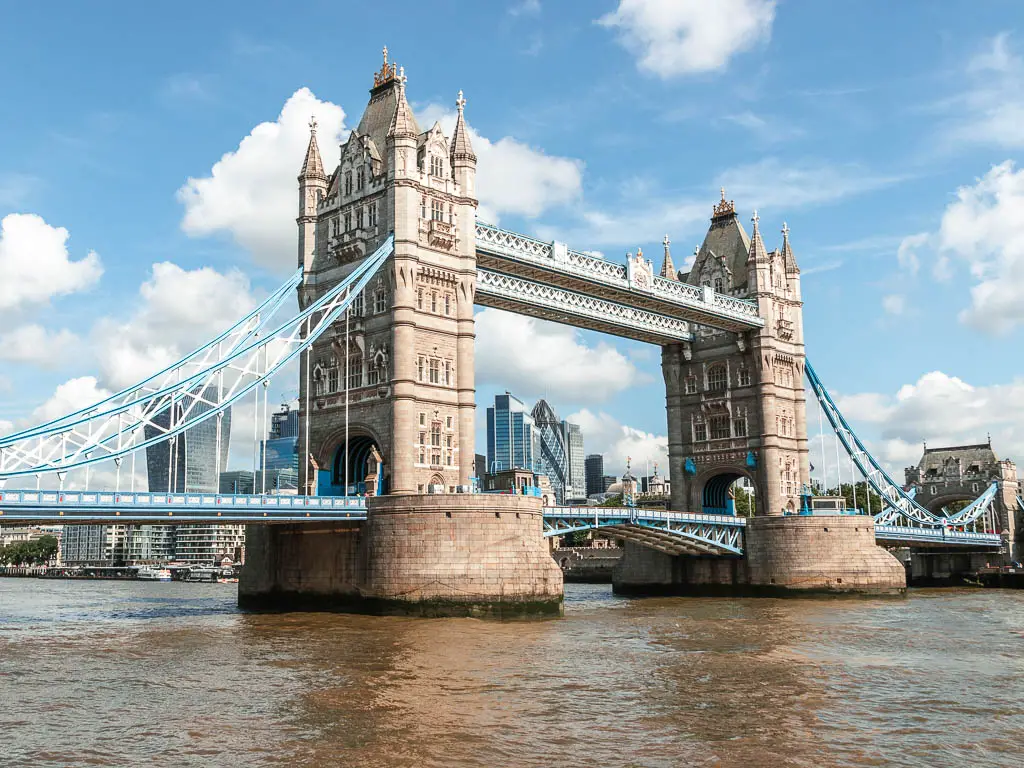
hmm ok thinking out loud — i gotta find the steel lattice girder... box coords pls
[805,361,996,528]
[474,222,763,332]
[542,508,746,555]
[874,525,1003,548]
[0,237,394,480]
[476,268,695,344]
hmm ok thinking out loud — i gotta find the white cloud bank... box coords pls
[568,409,668,477]
[474,309,639,404]
[0,213,102,312]
[0,325,80,367]
[598,0,776,77]
[178,88,347,271]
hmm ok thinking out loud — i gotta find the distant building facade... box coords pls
[486,393,536,474]
[531,399,585,504]
[585,454,605,497]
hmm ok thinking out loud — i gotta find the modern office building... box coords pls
[258,402,300,492]
[486,393,537,474]
[531,399,586,504]
[220,470,256,495]
[585,454,605,497]
[138,386,240,564]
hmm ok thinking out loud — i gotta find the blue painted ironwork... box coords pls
[542,507,745,556]
[0,236,394,481]
[874,525,1003,548]
[805,361,997,529]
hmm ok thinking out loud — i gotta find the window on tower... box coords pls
[738,368,751,387]
[431,199,444,221]
[694,421,708,442]
[428,358,440,384]
[684,375,697,395]
[356,167,364,191]
[347,356,363,389]
[368,203,377,228]
[709,415,730,440]
[344,210,352,232]
[430,155,444,178]
[707,364,728,393]
[344,172,352,195]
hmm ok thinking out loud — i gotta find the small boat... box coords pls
[136,567,172,582]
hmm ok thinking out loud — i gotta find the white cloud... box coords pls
[881,294,906,316]
[418,104,582,223]
[474,309,640,403]
[568,408,667,476]
[945,34,1024,149]
[598,0,776,78]
[896,232,927,276]
[934,161,1024,334]
[178,87,347,271]
[0,213,102,313]
[509,0,540,15]
[92,262,260,390]
[834,371,1024,468]
[0,325,80,367]
[28,376,111,427]
[0,420,12,437]
[715,158,905,213]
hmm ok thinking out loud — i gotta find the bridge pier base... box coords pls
[612,515,905,596]
[907,551,997,586]
[239,494,563,617]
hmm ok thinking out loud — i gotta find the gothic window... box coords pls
[446,435,453,448]
[347,356,363,389]
[431,292,438,312]
[684,375,697,395]
[367,366,380,386]
[428,358,440,384]
[694,421,708,442]
[350,291,364,317]
[344,210,352,232]
[733,417,747,438]
[707,364,728,393]
[444,360,452,386]
[431,451,441,467]
[421,196,427,219]
[714,277,723,293]
[446,452,453,466]
[419,412,426,427]
[431,423,442,447]
[419,450,425,464]
[417,356,424,381]
[368,203,377,228]
[327,366,339,393]
[709,415,730,440]
[431,199,444,221]
[356,167,365,191]
[417,288,424,310]
[330,218,338,237]
[356,207,364,229]
[344,172,352,195]
[419,431,426,446]
[449,204,455,224]
[430,155,444,177]
[738,368,751,387]
[374,286,388,314]
[444,293,451,316]
[446,415,453,429]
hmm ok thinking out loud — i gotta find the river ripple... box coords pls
[1,579,1022,767]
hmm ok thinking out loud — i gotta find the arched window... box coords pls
[714,277,723,292]
[430,155,444,177]
[707,364,728,393]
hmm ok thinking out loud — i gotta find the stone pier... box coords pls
[613,515,906,596]
[239,494,564,617]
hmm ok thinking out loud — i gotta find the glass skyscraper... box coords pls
[486,393,536,474]
[531,399,586,504]
[585,454,605,497]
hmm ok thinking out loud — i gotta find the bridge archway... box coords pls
[328,431,385,496]
[694,468,755,516]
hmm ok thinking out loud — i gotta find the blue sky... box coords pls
[3,0,1024,487]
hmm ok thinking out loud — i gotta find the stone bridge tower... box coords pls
[662,193,810,517]
[297,51,478,497]
[905,442,1021,561]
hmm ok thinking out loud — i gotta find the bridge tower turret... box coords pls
[297,117,328,273]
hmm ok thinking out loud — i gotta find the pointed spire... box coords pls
[781,221,800,274]
[712,186,736,219]
[388,79,417,140]
[660,234,678,280]
[450,89,477,163]
[300,115,326,179]
[747,209,768,264]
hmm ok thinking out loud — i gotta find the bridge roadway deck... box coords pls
[0,491,1003,550]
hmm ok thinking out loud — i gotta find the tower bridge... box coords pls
[0,51,1017,614]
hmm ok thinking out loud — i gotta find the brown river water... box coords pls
[1,579,1022,768]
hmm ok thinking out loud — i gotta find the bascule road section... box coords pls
[2,50,1016,613]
